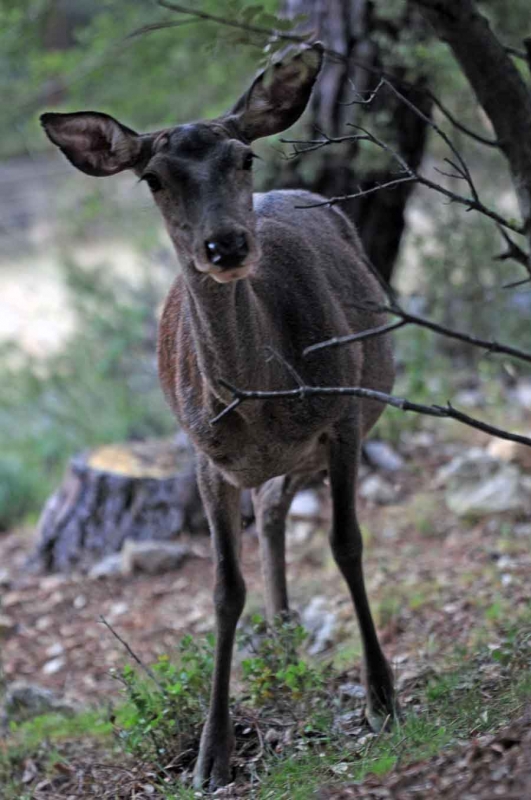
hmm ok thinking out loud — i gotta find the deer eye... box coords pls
[242,152,255,171]
[141,172,163,192]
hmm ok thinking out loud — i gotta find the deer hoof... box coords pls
[193,720,233,792]
[365,691,398,733]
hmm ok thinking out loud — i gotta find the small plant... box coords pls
[238,615,332,734]
[115,634,214,764]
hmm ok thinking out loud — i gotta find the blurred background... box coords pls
[0,0,530,536]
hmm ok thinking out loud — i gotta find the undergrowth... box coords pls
[2,612,531,798]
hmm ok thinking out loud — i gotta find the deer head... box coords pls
[41,45,323,283]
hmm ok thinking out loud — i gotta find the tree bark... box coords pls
[34,439,207,572]
[271,0,432,283]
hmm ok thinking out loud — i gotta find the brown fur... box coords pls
[41,45,396,791]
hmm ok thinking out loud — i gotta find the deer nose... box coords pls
[205,232,249,269]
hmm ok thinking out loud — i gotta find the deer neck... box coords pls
[181,263,266,401]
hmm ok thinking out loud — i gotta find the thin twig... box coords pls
[265,345,306,390]
[296,175,417,207]
[99,615,166,692]
[285,81,522,235]
[503,276,531,289]
[383,78,479,203]
[125,19,199,39]
[341,78,386,106]
[304,319,407,353]
[212,378,531,447]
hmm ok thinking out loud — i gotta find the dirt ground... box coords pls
[1,424,531,797]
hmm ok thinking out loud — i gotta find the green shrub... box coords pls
[115,634,214,763]
[238,615,333,736]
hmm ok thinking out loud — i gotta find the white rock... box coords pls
[364,440,404,472]
[359,474,398,505]
[121,540,191,575]
[513,380,531,410]
[88,554,123,580]
[42,657,66,675]
[1,682,81,724]
[453,389,485,408]
[286,519,314,544]
[487,436,531,471]
[514,522,531,537]
[0,569,11,588]
[338,682,366,700]
[289,490,320,519]
[108,601,129,619]
[436,447,491,485]
[301,596,338,655]
[45,642,64,658]
[441,449,530,517]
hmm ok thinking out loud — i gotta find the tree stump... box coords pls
[34,438,208,572]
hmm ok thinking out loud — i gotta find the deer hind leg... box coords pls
[328,419,396,730]
[252,474,306,622]
[193,455,245,791]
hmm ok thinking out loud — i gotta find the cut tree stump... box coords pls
[34,438,208,572]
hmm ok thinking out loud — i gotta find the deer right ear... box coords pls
[40,111,148,177]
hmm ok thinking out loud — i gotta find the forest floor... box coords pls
[1,418,531,798]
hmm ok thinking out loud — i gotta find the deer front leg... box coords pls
[193,456,245,791]
[328,421,396,730]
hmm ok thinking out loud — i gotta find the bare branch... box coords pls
[304,320,407,354]
[264,345,305,391]
[125,19,199,39]
[494,226,531,276]
[305,301,531,366]
[503,276,531,289]
[296,175,522,234]
[427,90,500,147]
[283,77,523,239]
[212,378,531,448]
[157,1,321,50]
[341,78,386,106]
[296,175,417,207]
[291,111,523,235]
[279,132,370,158]
[383,79,480,203]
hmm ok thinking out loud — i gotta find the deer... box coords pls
[41,43,396,790]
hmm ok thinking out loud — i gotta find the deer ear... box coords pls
[40,111,147,176]
[227,43,323,142]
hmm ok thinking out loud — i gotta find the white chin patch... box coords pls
[211,266,251,283]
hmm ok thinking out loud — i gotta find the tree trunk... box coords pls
[34,438,208,572]
[272,0,432,283]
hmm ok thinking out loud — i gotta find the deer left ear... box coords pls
[226,43,324,142]
[40,111,148,177]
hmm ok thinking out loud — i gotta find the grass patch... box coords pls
[8,709,111,747]
[0,710,113,800]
